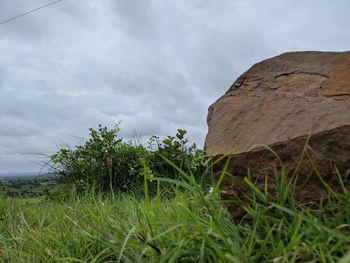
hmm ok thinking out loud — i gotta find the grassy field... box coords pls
[1,173,350,262]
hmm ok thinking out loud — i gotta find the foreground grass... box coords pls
[0,178,350,262]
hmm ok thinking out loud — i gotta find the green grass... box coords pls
[1,171,350,263]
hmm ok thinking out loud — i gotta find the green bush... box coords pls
[147,129,208,181]
[50,124,209,194]
[51,124,148,193]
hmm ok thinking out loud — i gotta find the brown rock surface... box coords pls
[205,51,350,218]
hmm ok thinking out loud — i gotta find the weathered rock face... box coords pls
[205,51,350,217]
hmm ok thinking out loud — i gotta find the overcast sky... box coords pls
[0,0,349,174]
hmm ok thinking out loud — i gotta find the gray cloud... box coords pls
[0,0,349,173]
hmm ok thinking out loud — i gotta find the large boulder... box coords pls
[205,51,350,217]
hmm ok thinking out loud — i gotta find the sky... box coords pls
[0,0,349,174]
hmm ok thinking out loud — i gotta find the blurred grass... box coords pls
[1,168,350,262]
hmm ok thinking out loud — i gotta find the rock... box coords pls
[205,51,350,218]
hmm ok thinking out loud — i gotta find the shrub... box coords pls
[147,129,208,181]
[50,124,209,194]
[51,124,148,193]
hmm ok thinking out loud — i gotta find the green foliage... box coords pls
[50,124,208,194]
[0,192,7,220]
[0,180,5,197]
[2,125,350,261]
[1,177,57,198]
[1,170,350,261]
[147,129,208,181]
[46,184,75,201]
[51,124,149,193]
